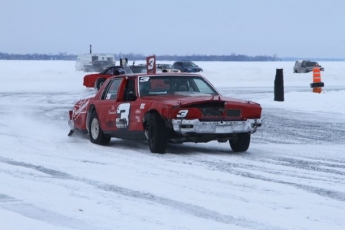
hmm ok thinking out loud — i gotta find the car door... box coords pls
[96,77,144,135]
[96,77,124,131]
[173,62,182,70]
[121,77,145,132]
[301,61,307,73]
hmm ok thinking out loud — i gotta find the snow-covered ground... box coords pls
[0,60,344,230]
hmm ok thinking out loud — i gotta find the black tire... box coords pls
[88,111,111,145]
[95,78,106,90]
[310,82,325,88]
[147,113,168,153]
[229,132,251,152]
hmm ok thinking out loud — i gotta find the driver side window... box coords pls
[102,78,122,100]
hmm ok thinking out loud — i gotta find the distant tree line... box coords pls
[0,51,280,61]
[118,53,280,61]
[0,52,77,60]
[2,51,343,61]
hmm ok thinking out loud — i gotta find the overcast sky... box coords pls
[1,0,344,58]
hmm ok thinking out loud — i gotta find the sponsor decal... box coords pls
[135,116,140,122]
[72,98,90,119]
[135,109,141,114]
[108,105,117,115]
[106,121,115,128]
[139,77,150,82]
[140,103,145,109]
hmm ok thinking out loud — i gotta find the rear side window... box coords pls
[105,68,115,75]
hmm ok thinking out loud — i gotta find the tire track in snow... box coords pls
[198,158,345,202]
[0,157,283,230]
[0,193,111,230]
[250,155,345,176]
[255,108,345,145]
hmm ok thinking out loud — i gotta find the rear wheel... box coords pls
[229,132,251,152]
[89,111,111,145]
[95,78,106,90]
[147,113,168,153]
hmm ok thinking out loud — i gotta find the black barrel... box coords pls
[274,68,284,101]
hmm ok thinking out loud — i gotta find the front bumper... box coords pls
[68,120,75,130]
[67,120,75,136]
[172,119,262,135]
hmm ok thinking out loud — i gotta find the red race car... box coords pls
[83,66,125,90]
[83,64,147,90]
[69,57,262,153]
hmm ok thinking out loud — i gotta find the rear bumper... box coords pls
[172,119,262,135]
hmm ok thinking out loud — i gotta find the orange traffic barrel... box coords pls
[310,66,324,93]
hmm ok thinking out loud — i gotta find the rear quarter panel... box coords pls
[83,74,111,88]
[72,98,91,130]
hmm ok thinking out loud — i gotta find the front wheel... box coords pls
[89,111,111,145]
[147,113,168,153]
[229,132,251,152]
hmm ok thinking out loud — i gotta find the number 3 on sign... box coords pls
[148,57,155,70]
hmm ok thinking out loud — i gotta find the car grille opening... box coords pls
[226,109,242,117]
[181,124,193,128]
[188,102,242,120]
[201,107,224,116]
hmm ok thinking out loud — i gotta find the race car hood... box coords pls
[142,93,259,107]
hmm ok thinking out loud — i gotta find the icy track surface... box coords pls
[0,61,344,230]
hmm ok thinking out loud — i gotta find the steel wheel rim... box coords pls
[91,118,99,139]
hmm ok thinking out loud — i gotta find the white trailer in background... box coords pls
[75,53,115,72]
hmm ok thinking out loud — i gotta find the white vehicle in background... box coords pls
[75,53,115,72]
[293,60,325,73]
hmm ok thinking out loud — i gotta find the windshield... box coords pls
[305,61,319,67]
[138,75,218,97]
[183,62,197,67]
